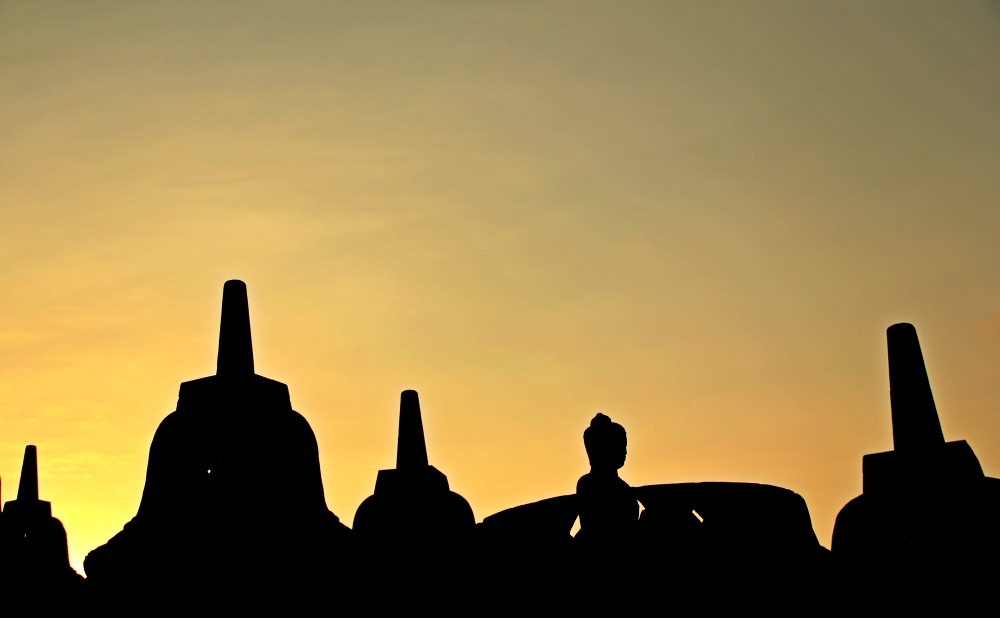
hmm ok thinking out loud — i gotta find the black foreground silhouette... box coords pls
[3,281,997,608]
[83,280,350,607]
[1,446,84,606]
[832,323,1000,605]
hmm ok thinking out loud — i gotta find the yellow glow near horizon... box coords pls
[1,1,999,573]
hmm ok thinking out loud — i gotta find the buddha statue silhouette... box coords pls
[575,413,639,544]
[84,281,349,600]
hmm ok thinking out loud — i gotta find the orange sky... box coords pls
[1,1,999,573]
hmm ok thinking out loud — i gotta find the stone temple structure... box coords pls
[832,323,1000,594]
[1,446,82,599]
[350,391,475,607]
[84,280,349,601]
[353,390,475,550]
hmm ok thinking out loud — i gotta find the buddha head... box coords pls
[583,413,627,473]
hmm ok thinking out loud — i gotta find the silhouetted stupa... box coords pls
[832,324,1000,586]
[1,446,82,597]
[84,281,349,599]
[353,390,475,547]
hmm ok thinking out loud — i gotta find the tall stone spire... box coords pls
[396,390,429,470]
[216,280,254,376]
[5,444,52,520]
[17,444,38,502]
[887,323,945,452]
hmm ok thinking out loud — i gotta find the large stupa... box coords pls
[84,281,350,600]
[833,323,1000,595]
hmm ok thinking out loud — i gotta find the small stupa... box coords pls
[1,446,82,594]
[85,281,349,596]
[833,323,1000,567]
[353,390,475,548]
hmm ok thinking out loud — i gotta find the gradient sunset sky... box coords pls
[2,1,999,572]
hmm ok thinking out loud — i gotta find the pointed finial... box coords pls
[17,445,38,502]
[217,280,254,376]
[396,390,429,469]
[887,323,945,452]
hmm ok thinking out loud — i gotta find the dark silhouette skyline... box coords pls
[1,282,995,607]
[4,2,998,591]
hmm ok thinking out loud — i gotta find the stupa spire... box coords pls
[17,444,38,502]
[217,280,254,376]
[887,323,945,452]
[396,390,429,469]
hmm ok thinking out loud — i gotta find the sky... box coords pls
[1,1,998,573]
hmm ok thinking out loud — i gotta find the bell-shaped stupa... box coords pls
[832,323,1000,587]
[85,281,349,597]
[353,390,475,547]
[1,446,83,597]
